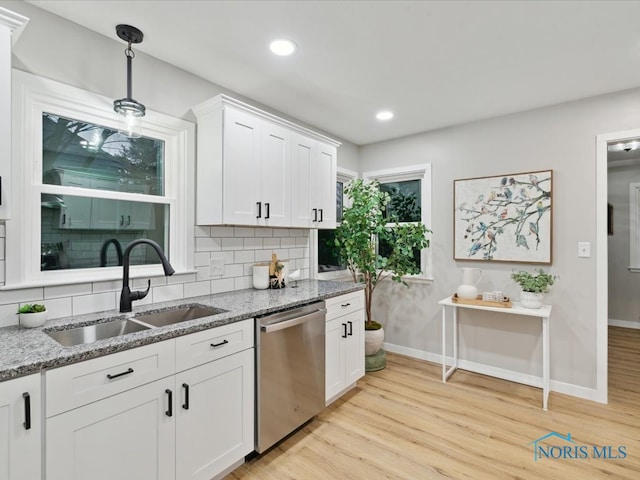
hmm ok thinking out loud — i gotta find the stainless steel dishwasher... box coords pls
[255,301,326,453]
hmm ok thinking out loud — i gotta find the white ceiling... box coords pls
[26,0,640,146]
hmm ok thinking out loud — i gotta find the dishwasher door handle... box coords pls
[261,309,327,333]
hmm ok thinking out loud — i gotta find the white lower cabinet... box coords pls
[325,292,365,404]
[0,373,41,480]
[45,319,255,480]
[46,378,175,480]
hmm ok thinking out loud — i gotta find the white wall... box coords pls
[0,1,354,324]
[360,87,640,392]
[608,161,640,327]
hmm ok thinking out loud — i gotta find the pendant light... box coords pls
[113,24,146,138]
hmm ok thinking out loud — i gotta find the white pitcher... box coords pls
[456,268,482,299]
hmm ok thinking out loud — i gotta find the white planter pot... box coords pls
[520,291,544,309]
[365,327,384,356]
[19,311,48,328]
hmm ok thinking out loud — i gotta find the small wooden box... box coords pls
[451,294,512,308]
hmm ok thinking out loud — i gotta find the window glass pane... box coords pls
[42,113,165,196]
[378,233,421,270]
[336,181,344,222]
[41,194,168,271]
[318,229,346,272]
[380,179,421,222]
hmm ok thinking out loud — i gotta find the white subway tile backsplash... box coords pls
[194,251,210,267]
[289,229,306,237]
[132,276,167,289]
[243,264,254,276]
[92,280,121,294]
[234,276,252,290]
[244,237,263,249]
[211,226,235,237]
[289,248,304,259]
[0,303,18,327]
[295,236,310,247]
[221,238,244,250]
[281,237,296,248]
[168,273,197,285]
[153,284,184,303]
[194,226,212,237]
[255,250,273,262]
[196,266,211,281]
[263,237,280,249]
[44,297,73,320]
[254,228,273,237]
[223,264,244,278]
[234,227,255,237]
[0,287,44,305]
[73,292,116,316]
[196,237,222,252]
[184,281,211,298]
[211,278,233,294]
[234,250,255,264]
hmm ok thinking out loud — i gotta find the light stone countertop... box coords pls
[0,280,363,381]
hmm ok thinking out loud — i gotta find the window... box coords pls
[313,168,357,280]
[6,71,195,287]
[364,164,432,280]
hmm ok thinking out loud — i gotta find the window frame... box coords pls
[363,164,433,282]
[4,70,195,288]
[312,167,358,281]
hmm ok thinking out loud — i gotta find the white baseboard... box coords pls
[382,341,603,403]
[608,318,640,329]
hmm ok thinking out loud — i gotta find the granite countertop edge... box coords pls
[0,280,363,382]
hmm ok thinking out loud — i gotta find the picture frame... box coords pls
[454,169,553,264]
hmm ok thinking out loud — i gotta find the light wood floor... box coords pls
[226,326,640,479]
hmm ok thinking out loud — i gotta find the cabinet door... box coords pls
[59,196,92,229]
[46,378,175,480]
[0,374,41,480]
[344,310,365,385]
[313,143,337,229]
[291,135,314,228]
[325,316,347,403]
[261,122,291,227]
[176,349,254,480]
[222,107,262,224]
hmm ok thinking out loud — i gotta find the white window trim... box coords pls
[629,182,640,272]
[312,167,358,281]
[4,70,195,288]
[363,164,433,282]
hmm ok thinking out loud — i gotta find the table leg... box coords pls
[442,306,446,382]
[453,306,458,372]
[542,315,549,410]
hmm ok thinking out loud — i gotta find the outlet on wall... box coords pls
[210,258,224,277]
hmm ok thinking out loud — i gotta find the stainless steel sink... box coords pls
[133,304,226,328]
[46,319,151,347]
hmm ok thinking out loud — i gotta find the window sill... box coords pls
[628,266,640,273]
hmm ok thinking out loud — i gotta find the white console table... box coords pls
[438,296,552,410]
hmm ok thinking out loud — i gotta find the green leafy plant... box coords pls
[17,304,47,314]
[334,179,431,330]
[511,269,556,293]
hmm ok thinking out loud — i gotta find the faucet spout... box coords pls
[119,239,175,313]
[100,238,124,267]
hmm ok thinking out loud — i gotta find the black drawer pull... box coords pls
[106,367,134,380]
[182,383,190,410]
[265,202,270,219]
[23,392,31,430]
[342,323,348,339]
[256,202,262,218]
[319,208,323,222]
[341,303,351,307]
[312,208,318,222]
[347,321,353,336]
[165,389,173,417]
[210,339,229,348]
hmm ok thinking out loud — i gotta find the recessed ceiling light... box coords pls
[376,110,394,121]
[270,39,297,56]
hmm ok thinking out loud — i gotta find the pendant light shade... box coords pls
[113,24,146,138]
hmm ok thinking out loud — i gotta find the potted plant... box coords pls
[511,269,556,309]
[17,303,48,328]
[334,179,430,368]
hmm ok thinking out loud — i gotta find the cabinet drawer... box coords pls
[175,318,254,372]
[325,291,364,321]
[46,340,175,417]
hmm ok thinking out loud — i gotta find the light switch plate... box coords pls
[578,242,591,258]
[210,258,224,276]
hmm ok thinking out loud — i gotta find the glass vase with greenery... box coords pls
[334,179,431,330]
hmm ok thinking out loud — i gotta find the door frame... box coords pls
[595,127,640,404]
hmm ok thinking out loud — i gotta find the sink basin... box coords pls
[133,304,226,328]
[46,319,151,347]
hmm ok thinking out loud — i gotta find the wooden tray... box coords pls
[451,294,512,308]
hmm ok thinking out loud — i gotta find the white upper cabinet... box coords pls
[192,94,339,227]
[0,8,28,220]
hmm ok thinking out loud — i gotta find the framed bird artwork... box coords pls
[453,169,552,263]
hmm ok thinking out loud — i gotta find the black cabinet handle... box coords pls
[210,339,229,348]
[127,215,131,226]
[256,202,262,218]
[182,383,190,410]
[341,303,351,308]
[62,214,66,225]
[120,215,125,226]
[106,367,134,380]
[342,323,348,339]
[313,208,318,222]
[165,389,173,417]
[265,202,270,219]
[319,209,323,222]
[22,392,31,430]
[347,321,353,336]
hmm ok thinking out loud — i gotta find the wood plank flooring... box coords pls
[225,326,640,479]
